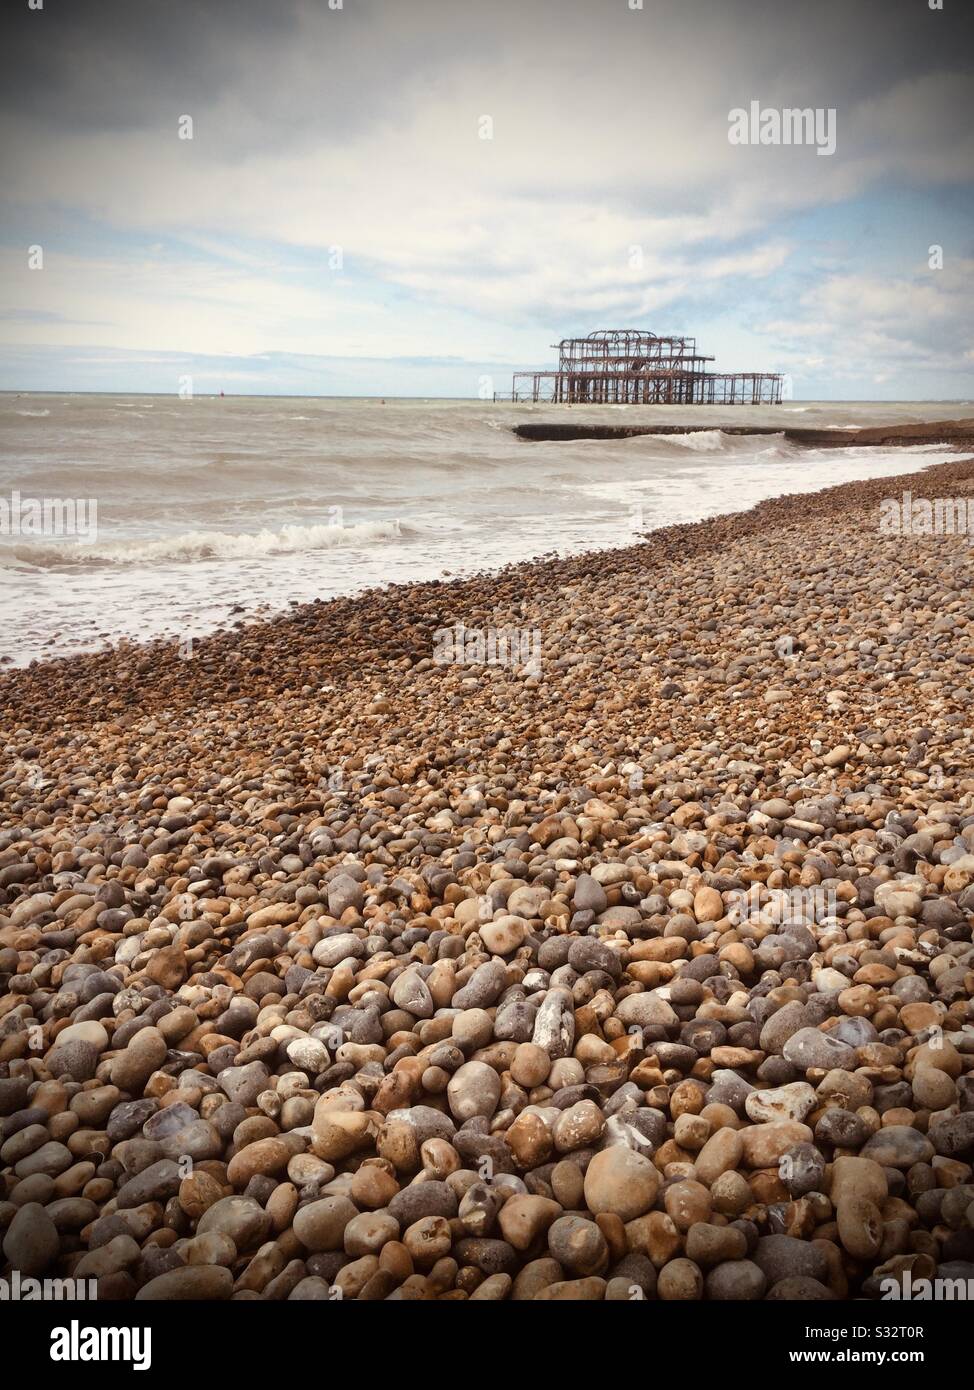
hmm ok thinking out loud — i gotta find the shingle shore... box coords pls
[1,455,973,1301]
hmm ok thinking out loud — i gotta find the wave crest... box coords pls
[0,517,407,568]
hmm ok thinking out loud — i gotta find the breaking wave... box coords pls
[0,517,408,568]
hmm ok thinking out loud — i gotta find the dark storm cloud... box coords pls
[4,0,289,127]
[4,0,972,136]
[2,0,399,148]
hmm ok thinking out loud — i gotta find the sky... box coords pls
[1,0,972,399]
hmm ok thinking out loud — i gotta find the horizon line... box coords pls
[3,390,972,404]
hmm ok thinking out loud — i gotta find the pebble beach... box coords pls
[2,447,974,1303]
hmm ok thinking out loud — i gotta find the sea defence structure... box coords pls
[503,328,783,405]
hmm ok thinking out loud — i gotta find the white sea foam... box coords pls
[0,393,964,665]
[2,518,406,568]
[664,429,737,451]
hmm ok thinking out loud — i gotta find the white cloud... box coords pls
[765,262,974,388]
[0,0,971,395]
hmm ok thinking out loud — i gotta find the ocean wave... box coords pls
[11,408,51,417]
[611,429,792,460]
[669,429,789,453]
[0,517,408,568]
[664,429,730,452]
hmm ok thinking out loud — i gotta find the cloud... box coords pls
[0,0,972,395]
[763,261,974,388]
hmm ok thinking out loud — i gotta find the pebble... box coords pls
[135,1266,233,1300]
[781,1028,858,1073]
[110,1029,167,1094]
[547,1216,608,1276]
[497,1195,561,1250]
[745,1082,817,1125]
[480,916,529,956]
[755,1235,829,1287]
[740,1121,813,1169]
[705,1259,767,1300]
[197,1196,273,1251]
[573,874,608,914]
[583,1145,660,1222]
[2,1201,59,1275]
[446,1061,501,1121]
[658,1257,704,1300]
[836,1194,883,1260]
[861,1126,935,1168]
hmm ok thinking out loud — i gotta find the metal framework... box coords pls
[501,329,782,405]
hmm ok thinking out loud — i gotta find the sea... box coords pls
[0,394,967,668]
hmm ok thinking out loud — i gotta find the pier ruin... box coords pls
[502,328,783,405]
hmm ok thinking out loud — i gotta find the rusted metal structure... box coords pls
[501,329,782,405]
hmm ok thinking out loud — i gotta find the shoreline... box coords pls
[1,440,971,693]
[1,450,973,1303]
